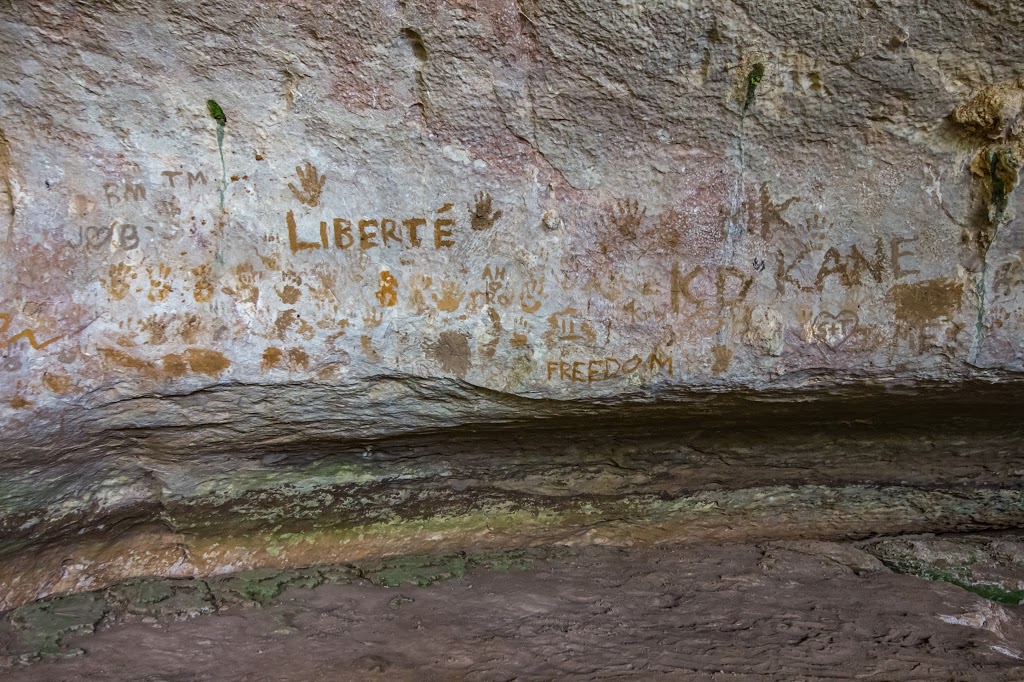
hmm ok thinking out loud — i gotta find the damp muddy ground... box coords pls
[4,536,1024,681]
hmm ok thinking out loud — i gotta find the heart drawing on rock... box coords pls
[813,310,859,349]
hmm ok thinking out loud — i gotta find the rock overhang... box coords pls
[2,0,1024,610]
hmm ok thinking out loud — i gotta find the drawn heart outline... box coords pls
[813,310,858,349]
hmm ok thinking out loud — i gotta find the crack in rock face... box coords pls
[2,2,1024,655]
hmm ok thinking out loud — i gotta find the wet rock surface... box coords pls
[5,540,1024,680]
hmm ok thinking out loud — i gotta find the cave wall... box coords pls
[2,0,1024,609]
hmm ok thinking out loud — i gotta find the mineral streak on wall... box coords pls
[1,0,1024,610]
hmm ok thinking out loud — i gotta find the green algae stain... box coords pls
[357,549,547,587]
[470,549,537,573]
[969,145,1020,363]
[107,578,177,607]
[360,553,469,587]
[743,62,765,111]
[206,99,228,209]
[985,145,1020,231]
[208,567,332,606]
[915,565,1022,604]
[106,578,216,619]
[958,581,1024,605]
[206,99,227,126]
[872,544,1024,607]
[0,548,562,666]
[4,592,107,663]
[883,558,1024,605]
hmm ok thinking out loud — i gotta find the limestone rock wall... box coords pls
[2,0,1023,423]
[2,0,1024,609]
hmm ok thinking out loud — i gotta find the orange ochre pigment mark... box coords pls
[285,203,456,254]
[262,347,284,370]
[42,372,74,394]
[102,347,230,379]
[9,395,31,409]
[0,313,62,351]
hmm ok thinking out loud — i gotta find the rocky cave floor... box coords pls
[3,534,1024,680]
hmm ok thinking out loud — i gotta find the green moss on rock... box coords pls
[866,536,1024,606]
[360,553,469,587]
[3,592,107,663]
[208,567,340,606]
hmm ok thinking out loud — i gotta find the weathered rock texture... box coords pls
[2,0,1024,610]
[7,541,1024,678]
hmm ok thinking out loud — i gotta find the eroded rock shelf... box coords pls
[1,1,1024,655]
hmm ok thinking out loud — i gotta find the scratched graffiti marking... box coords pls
[727,183,798,242]
[466,264,513,310]
[481,264,506,282]
[546,351,673,383]
[544,308,597,346]
[70,224,140,251]
[103,181,146,207]
[814,243,886,289]
[812,310,859,349]
[622,298,667,324]
[160,170,207,190]
[670,264,753,314]
[155,196,181,218]
[775,235,919,295]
